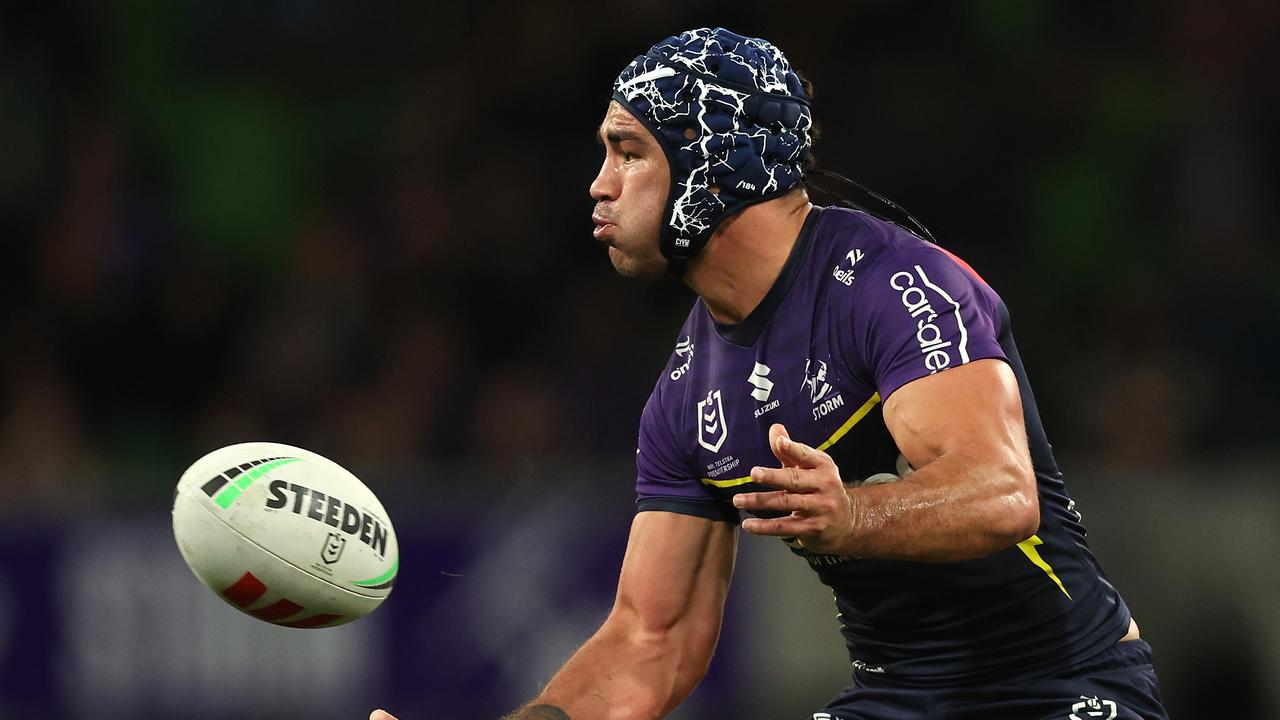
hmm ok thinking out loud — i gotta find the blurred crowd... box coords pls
[1,0,1277,514]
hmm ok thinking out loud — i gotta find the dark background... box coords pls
[1,1,1277,718]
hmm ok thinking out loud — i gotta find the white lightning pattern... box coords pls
[614,28,813,251]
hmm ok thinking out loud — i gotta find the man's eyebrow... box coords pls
[596,126,643,145]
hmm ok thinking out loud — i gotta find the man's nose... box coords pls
[590,162,617,201]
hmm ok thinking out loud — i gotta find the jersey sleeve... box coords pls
[635,386,740,524]
[854,246,1008,400]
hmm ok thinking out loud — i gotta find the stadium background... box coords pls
[1,1,1277,718]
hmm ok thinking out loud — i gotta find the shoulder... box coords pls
[805,208,993,319]
[643,303,708,435]
[814,207,1001,314]
[814,211,1009,398]
[806,207,985,295]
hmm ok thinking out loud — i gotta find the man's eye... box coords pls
[623,152,637,163]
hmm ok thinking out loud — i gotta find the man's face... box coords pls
[589,101,671,280]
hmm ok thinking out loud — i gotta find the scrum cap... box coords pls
[612,27,813,261]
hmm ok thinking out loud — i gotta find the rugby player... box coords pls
[372,27,1167,720]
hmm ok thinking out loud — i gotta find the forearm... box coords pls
[506,612,715,720]
[843,450,1037,562]
[503,706,571,720]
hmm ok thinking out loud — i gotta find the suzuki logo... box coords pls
[747,362,774,402]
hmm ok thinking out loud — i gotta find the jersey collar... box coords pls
[711,206,823,347]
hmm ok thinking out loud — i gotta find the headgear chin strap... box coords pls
[613,27,813,262]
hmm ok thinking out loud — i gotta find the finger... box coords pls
[749,465,813,493]
[370,710,397,720]
[741,514,805,537]
[769,424,823,469]
[733,490,813,513]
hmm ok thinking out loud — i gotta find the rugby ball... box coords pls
[172,442,398,628]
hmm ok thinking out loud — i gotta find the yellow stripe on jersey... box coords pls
[1017,534,1072,600]
[700,393,881,488]
[816,393,881,452]
[700,474,756,488]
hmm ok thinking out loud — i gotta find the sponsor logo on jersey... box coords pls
[696,389,728,452]
[754,399,780,418]
[748,362,781,417]
[889,264,971,374]
[747,362,774,401]
[670,336,694,380]
[1069,696,1118,720]
[832,248,864,286]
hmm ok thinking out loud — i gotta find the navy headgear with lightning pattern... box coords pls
[613,27,813,262]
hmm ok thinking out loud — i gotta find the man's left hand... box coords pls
[733,424,857,555]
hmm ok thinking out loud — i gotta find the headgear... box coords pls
[612,28,813,262]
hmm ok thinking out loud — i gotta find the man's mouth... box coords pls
[592,216,616,240]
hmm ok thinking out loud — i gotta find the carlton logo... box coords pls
[697,389,728,453]
[265,480,389,559]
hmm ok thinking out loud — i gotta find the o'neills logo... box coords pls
[889,265,970,374]
[670,336,694,380]
[832,248,864,286]
[265,480,389,558]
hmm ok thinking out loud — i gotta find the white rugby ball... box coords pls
[172,442,398,628]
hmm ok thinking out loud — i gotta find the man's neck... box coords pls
[685,191,814,325]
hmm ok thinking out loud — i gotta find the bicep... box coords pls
[612,511,737,638]
[883,358,1031,473]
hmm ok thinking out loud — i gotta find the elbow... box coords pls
[603,608,719,717]
[994,463,1039,545]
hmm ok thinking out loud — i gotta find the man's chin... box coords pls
[608,246,667,281]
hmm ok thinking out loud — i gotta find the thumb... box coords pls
[371,710,397,720]
[769,423,820,468]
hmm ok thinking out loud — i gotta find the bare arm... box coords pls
[850,357,1038,559]
[505,510,737,720]
[735,358,1038,562]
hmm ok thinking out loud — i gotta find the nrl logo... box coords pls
[696,389,728,453]
[320,532,347,565]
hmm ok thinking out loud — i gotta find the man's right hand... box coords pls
[370,710,396,720]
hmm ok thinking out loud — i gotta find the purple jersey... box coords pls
[636,207,1133,686]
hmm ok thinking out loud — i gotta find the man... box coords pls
[373,27,1166,720]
